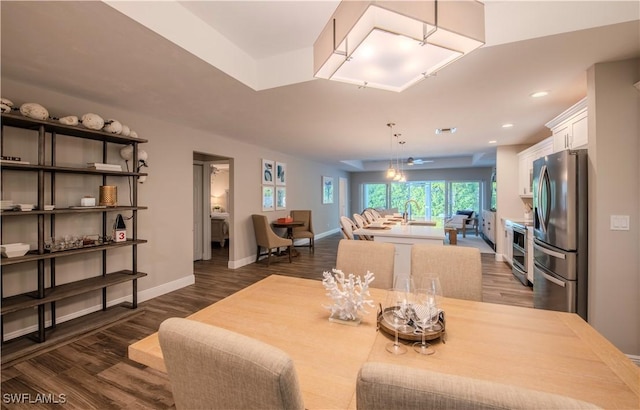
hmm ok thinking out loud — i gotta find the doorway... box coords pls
[193,152,232,264]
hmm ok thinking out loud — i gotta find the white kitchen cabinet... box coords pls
[526,227,534,283]
[517,137,553,197]
[546,97,588,152]
[504,220,514,266]
[482,210,496,245]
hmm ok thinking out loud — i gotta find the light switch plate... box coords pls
[610,215,630,231]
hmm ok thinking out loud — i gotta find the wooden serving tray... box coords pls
[377,306,445,342]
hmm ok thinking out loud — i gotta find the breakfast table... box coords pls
[128,275,639,409]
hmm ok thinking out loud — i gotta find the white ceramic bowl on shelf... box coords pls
[1,243,30,258]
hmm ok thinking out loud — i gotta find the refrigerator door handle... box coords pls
[534,242,567,259]
[540,269,566,288]
[536,164,549,233]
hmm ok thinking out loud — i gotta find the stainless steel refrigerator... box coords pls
[533,149,588,320]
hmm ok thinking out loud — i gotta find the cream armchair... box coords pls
[356,362,600,410]
[444,210,478,237]
[336,239,395,289]
[252,214,293,266]
[159,318,305,410]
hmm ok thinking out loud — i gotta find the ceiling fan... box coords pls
[406,157,433,166]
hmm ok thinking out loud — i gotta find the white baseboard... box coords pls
[137,274,195,303]
[229,228,341,269]
[3,274,195,342]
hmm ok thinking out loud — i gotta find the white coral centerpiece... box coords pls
[322,269,375,323]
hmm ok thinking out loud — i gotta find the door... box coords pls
[193,164,203,261]
[533,150,579,251]
[339,177,348,217]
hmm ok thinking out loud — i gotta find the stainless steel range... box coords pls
[512,222,528,285]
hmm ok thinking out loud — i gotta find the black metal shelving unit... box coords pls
[0,112,148,365]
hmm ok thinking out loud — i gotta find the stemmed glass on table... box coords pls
[413,276,442,355]
[382,277,415,355]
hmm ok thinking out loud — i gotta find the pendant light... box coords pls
[386,123,397,179]
[393,133,402,181]
[398,140,407,182]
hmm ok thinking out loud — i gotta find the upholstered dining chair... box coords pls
[290,210,314,252]
[339,216,357,240]
[410,245,483,301]
[356,362,601,410]
[335,239,395,289]
[251,214,292,266]
[159,318,305,410]
[352,213,372,241]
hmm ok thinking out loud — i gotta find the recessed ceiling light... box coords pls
[435,127,457,134]
[489,140,497,144]
[530,91,549,98]
[502,123,514,128]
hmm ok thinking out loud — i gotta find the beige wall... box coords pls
[1,78,347,338]
[587,58,640,355]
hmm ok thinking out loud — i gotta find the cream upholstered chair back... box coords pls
[352,213,372,240]
[411,244,483,301]
[290,210,314,251]
[251,214,293,265]
[356,362,601,410]
[159,318,305,410]
[363,210,376,224]
[352,213,367,229]
[336,239,395,289]
[340,216,357,240]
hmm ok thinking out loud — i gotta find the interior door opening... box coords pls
[193,152,232,265]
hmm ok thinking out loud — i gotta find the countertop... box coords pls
[502,217,533,227]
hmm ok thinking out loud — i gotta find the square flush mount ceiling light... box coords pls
[313,1,485,92]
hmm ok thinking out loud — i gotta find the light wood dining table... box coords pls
[129,275,639,409]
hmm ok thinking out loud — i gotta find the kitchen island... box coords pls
[353,223,445,277]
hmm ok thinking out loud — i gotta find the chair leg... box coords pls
[267,249,272,266]
[256,246,261,263]
[287,245,292,263]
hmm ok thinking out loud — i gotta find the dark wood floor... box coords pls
[0,233,532,409]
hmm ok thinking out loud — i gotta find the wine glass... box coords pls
[391,276,415,333]
[382,288,411,354]
[413,276,442,355]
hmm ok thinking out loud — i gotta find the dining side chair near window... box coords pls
[335,239,395,289]
[356,362,601,410]
[251,214,293,266]
[352,213,372,241]
[290,210,314,252]
[339,216,357,240]
[159,318,305,410]
[410,245,483,302]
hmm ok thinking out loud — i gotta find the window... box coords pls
[447,181,480,217]
[363,183,387,209]
[362,180,482,222]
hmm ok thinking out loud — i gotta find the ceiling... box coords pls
[1,1,639,171]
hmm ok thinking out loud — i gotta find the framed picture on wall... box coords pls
[262,159,274,184]
[322,176,334,204]
[276,162,286,186]
[262,186,274,211]
[276,187,286,210]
